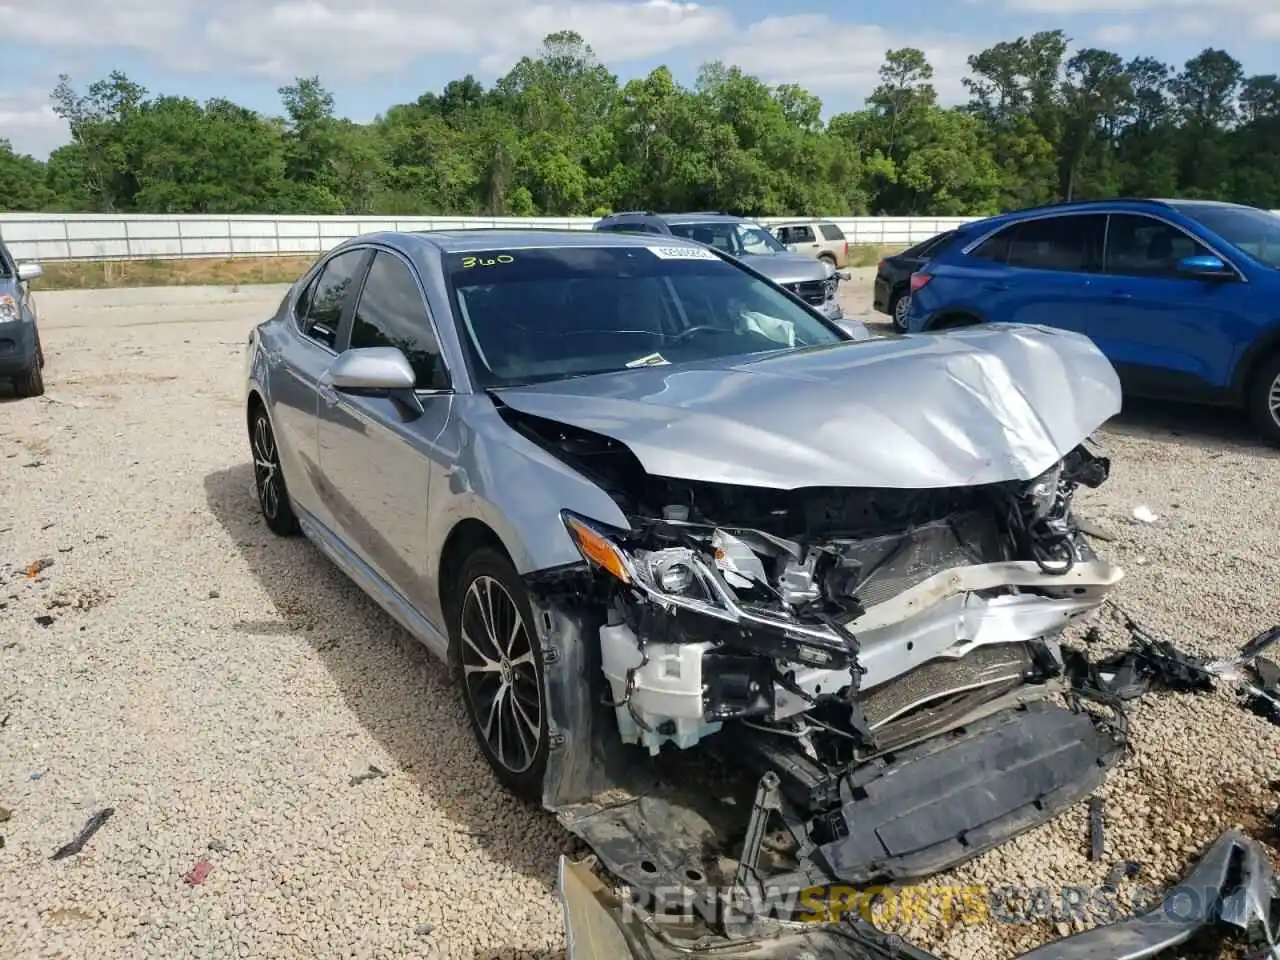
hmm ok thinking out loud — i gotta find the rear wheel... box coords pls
[450,548,549,801]
[819,253,837,268]
[889,290,910,333]
[250,404,300,535]
[1247,352,1280,446]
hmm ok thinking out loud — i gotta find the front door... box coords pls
[1087,213,1249,399]
[315,248,455,612]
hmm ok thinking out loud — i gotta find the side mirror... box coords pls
[326,347,423,418]
[1176,254,1233,279]
[16,262,42,282]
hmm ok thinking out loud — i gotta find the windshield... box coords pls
[666,221,788,256]
[445,245,846,387]
[1170,203,1280,269]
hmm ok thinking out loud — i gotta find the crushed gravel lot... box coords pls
[2,272,1279,960]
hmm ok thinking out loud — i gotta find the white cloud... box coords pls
[1000,0,1280,40]
[4,0,733,82]
[718,15,976,106]
[0,89,70,160]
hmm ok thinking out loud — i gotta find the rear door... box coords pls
[966,213,1105,334]
[272,246,371,529]
[780,224,821,256]
[1086,213,1249,397]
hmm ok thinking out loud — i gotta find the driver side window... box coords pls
[297,249,366,349]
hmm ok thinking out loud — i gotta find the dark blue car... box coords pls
[904,198,1280,444]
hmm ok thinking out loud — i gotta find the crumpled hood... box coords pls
[742,251,832,285]
[493,324,1122,490]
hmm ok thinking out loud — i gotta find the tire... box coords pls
[1247,352,1280,446]
[249,404,300,535]
[12,356,44,398]
[889,289,910,333]
[449,547,549,801]
[819,253,837,268]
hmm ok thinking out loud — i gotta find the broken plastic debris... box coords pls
[1131,505,1159,523]
[413,922,436,936]
[1088,797,1105,861]
[25,558,53,579]
[184,860,213,885]
[50,808,114,861]
[349,765,388,786]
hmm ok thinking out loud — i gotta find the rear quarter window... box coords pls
[819,223,845,241]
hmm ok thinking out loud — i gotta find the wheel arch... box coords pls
[438,518,515,668]
[1229,325,1280,406]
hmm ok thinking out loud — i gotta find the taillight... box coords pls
[844,241,849,257]
[876,259,885,271]
[910,272,932,292]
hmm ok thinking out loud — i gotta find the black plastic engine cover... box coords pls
[814,699,1122,885]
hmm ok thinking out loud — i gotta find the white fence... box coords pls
[0,213,981,263]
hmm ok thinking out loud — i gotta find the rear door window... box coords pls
[789,225,816,243]
[1005,215,1106,272]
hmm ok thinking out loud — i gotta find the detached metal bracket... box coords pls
[734,771,783,893]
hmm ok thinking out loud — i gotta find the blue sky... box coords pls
[3,0,1276,160]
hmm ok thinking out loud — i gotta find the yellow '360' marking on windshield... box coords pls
[460,254,514,268]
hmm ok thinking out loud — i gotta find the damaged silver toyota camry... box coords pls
[245,229,1275,957]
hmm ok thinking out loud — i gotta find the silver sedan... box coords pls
[243,227,1129,930]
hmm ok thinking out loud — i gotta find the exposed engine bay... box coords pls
[510,401,1130,916]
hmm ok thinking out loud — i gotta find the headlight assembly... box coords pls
[0,295,19,323]
[560,512,854,663]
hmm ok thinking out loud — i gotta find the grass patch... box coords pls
[34,256,317,291]
[30,244,907,291]
[844,244,905,268]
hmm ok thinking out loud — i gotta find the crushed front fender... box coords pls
[560,829,1280,960]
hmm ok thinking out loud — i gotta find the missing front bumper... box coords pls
[553,699,1124,902]
[559,828,1280,960]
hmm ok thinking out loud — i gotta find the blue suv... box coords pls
[904,199,1280,444]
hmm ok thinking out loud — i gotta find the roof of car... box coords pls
[770,219,838,226]
[967,196,1259,232]
[404,228,703,254]
[597,211,753,225]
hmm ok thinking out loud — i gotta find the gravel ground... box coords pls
[1,272,1278,960]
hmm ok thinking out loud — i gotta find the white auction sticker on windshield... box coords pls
[647,245,718,260]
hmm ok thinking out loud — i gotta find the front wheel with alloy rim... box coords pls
[451,548,548,801]
[250,405,300,535]
[1248,352,1280,446]
[890,290,910,333]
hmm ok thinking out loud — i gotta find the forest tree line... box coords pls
[1,30,1278,219]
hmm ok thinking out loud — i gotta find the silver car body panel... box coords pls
[492,324,1123,490]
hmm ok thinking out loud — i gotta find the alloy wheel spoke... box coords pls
[462,575,542,774]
